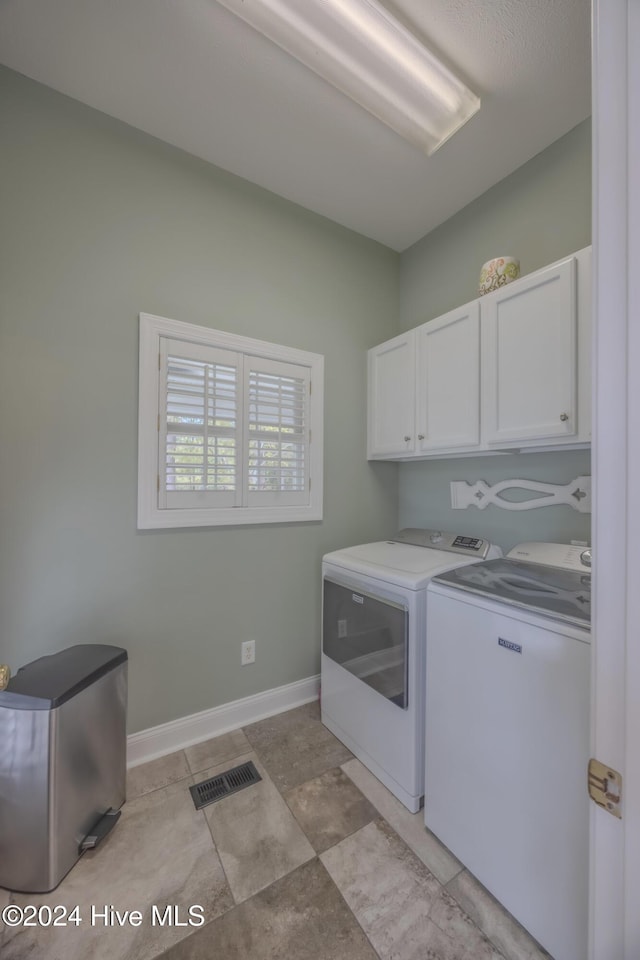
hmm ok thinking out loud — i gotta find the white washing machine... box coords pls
[425,542,591,960]
[321,528,501,813]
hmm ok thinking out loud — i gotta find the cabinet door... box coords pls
[483,257,577,445]
[416,302,480,452]
[367,331,416,457]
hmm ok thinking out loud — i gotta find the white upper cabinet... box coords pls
[415,302,480,453]
[367,246,591,461]
[482,257,577,446]
[367,329,416,456]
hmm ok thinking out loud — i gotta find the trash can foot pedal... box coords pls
[80,809,121,852]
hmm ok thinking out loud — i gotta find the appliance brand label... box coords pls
[498,637,522,654]
[352,594,364,604]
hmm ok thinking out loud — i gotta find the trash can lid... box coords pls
[0,644,127,711]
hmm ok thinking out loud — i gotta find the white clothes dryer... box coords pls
[321,528,501,812]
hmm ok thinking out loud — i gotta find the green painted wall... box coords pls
[0,66,593,731]
[0,68,399,733]
[400,120,592,325]
[398,120,592,551]
[399,451,591,553]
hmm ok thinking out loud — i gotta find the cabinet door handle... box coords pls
[560,412,569,422]
[418,434,425,440]
[403,435,411,442]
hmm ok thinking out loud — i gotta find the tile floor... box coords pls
[0,701,551,960]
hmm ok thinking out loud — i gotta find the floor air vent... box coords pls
[190,760,262,810]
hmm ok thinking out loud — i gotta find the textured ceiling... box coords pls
[0,0,591,250]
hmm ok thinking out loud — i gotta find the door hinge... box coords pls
[588,758,622,819]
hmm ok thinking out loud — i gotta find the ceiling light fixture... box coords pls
[215,0,480,154]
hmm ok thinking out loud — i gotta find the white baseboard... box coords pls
[127,674,320,768]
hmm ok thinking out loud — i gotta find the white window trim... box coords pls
[138,313,324,529]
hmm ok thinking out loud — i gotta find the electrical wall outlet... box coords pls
[241,640,256,665]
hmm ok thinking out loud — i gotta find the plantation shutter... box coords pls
[159,338,240,507]
[244,356,311,506]
[139,313,323,527]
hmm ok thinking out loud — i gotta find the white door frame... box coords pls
[591,1,640,956]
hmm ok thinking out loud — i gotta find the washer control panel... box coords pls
[507,542,592,571]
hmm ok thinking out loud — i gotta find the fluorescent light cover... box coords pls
[215,0,480,154]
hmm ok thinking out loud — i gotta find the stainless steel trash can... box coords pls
[0,644,127,893]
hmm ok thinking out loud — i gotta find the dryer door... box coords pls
[322,577,409,708]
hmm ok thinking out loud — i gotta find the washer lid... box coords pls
[323,536,499,590]
[431,557,591,627]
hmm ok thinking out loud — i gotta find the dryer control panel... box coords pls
[392,528,494,558]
